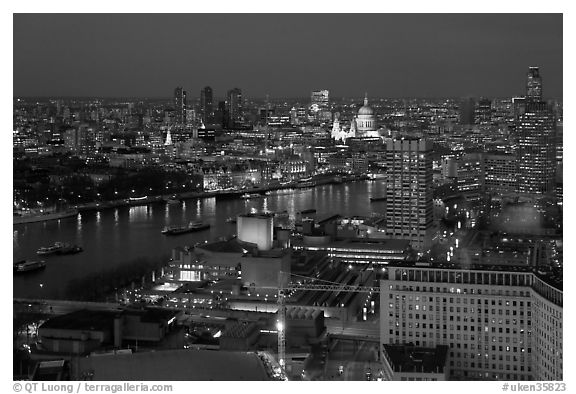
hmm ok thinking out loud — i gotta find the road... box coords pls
[325,319,379,340]
[325,339,381,381]
[13,298,122,316]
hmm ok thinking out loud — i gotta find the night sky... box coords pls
[13,14,563,99]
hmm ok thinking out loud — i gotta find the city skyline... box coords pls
[12,11,564,383]
[13,14,563,99]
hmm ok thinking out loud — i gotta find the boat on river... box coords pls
[14,260,46,273]
[58,244,84,255]
[37,242,83,256]
[369,196,387,202]
[164,195,181,204]
[240,193,262,199]
[161,221,211,235]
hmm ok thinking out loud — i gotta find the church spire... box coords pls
[164,128,172,146]
[364,92,368,106]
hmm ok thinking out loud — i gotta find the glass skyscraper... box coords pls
[516,68,556,198]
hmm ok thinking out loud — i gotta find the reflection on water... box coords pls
[285,194,296,218]
[203,197,216,216]
[13,181,380,299]
[13,230,19,250]
[342,184,350,212]
[128,206,148,222]
[76,213,83,233]
[195,199,201,218]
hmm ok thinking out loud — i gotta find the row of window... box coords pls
[391,268,535,287]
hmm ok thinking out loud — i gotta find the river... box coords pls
[13,181,386,299]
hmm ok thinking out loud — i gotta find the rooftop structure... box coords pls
[237,213,274,251]
[31,360,70,381]
[38,307,182,355]
[382,344,449,381]
[293,237,413,265]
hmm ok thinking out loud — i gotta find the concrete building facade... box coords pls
[379,265,562,381]
[384,138,434,251]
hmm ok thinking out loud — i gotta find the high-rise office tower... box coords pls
[459,97,476,125]
[526,67,543,101]
[484,153,517,196]
[226,88,243,128]
[310,89,330,120]
[216,101,227,128]
[516,67,556,197]
[200,86,213,124]
[311,90,329,109]
[174,87,187,124]
[475,98,492,125]
[385,138,434,251]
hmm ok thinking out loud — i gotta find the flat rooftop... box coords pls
[196,238,247,254]
[77,349,270,380]
[39,309,117,331]
[295,237,411,251]
[387,261,563,291]
[122,307,180,323]
[334,238,410,249]
[245,248,288,258]
[238,213,273,219]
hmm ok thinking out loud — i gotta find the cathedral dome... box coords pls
[358,105,374,115]
[354,93,378,137]
[357,94,374,115]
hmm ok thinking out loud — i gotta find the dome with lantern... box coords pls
[354,93,378,137]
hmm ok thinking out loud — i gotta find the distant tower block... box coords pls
[385,138,434,251]
[237,214,274,251]
[526,66,543,101]
[174,86,187,124]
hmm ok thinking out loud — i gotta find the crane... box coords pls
[270,271,381,375]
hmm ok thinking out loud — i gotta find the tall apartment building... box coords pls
[380,264,562,381]
[385,138,434,251]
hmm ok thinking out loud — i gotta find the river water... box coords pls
[13,181,386,299]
